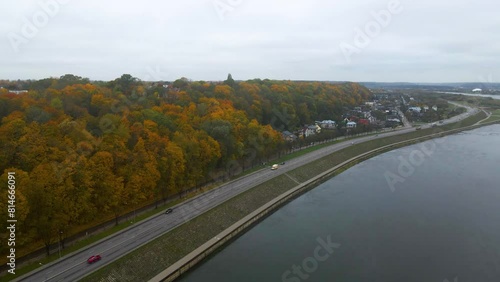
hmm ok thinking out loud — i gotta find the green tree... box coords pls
[89,151,125,225]
[124,138,160,209]
[224,73,235,87]
[26,163,65,256]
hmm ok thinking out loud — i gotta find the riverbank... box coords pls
[178,124,500,282]
[81,111,496,282]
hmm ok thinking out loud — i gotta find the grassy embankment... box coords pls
[482,109,500,123]
[80,111,492,282]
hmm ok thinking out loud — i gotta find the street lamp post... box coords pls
[58,230,63,258]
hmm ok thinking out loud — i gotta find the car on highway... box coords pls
[271,164,279,170]
[87,255,101,264]
[165,208,173,214]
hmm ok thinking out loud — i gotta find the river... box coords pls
[439,91,500,100]
[179,125,500,282]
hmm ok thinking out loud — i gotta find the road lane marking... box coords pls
[284,173,301,185]
[42,260,85,281]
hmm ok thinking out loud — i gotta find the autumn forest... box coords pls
[0,74,371,257]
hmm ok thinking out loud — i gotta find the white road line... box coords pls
[284,173,301,185]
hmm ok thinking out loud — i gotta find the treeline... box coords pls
[0,74,371,256]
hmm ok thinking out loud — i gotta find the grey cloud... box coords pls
[0,0,498,82]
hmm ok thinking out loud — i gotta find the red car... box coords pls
[87,255,101,264]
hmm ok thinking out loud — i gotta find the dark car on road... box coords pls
[165,208,173,214]
[87,255,101,264]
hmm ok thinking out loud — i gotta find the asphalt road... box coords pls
[14,104,476,282]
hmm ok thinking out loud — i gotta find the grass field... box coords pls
[482,109,500,123]
[79,111,492,282]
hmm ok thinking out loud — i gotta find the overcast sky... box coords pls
[1,0,499,82]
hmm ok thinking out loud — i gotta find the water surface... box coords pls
[180,125,500,282]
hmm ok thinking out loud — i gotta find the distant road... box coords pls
[397,108,412,128]
[14,104,476,282]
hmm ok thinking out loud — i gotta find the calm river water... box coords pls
[180,125,500,282]
[440,91,500,100]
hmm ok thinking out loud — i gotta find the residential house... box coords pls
[408,106,422,113]
[8,90,28,95]
[346,121,357,129]
[358,119,369,126]
[318,120,336,129]
[304,124,321,138]
[282,131,298,142]
[295,129,304,139]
